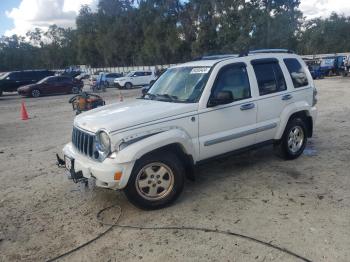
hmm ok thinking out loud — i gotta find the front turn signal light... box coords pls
[114,171,123,181]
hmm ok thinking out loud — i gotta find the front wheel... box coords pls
[0,89,3,96]
[124,152,185,210]
[275,118,307,160]
[125,82,132,89]
[31,89,41,98]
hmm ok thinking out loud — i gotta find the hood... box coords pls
[115,77,126,82]
[74,99,197,134]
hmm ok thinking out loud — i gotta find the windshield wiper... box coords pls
[143,92,156,100]
[155,94,178,102]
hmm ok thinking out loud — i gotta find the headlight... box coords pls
[95,131,111,159]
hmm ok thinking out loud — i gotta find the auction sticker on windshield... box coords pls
[190,67,211,74]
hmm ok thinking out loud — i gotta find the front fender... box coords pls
[115,128,195,164]
[275,101,313,140]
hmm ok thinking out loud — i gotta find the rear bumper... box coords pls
[62,143,135,190]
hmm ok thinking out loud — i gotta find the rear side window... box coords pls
[22,71,35,79]
[252,60,287,96]
[284,58,309,88]
[212,63,251,102]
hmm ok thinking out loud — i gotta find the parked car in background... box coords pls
[75,72,90,81]
[141,68,167,95]
[0,70,54,96]
[308,65,325,79]
[114,70,157,89]
[320,55,346,76]
[18,76,83,98]
[103,73,123,87]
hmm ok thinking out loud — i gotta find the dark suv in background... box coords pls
[0,70,55,96]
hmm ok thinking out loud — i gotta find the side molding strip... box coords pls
[204,123,277,147]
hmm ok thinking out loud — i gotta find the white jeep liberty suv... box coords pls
[62,49,317,209]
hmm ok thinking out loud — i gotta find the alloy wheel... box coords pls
[135,162,174,201]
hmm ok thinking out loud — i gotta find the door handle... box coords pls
[240,103,255,111]
[282,94,293,100]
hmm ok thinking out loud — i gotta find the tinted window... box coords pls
[7,72,18,80]
[21,71,36,79]
[252,61,286,95]
[46,77,57,83]
[134,72,143,77]
[212,64,251,102]
[284,58,309,88]
[35,71,52,79]
[145,71,152,76]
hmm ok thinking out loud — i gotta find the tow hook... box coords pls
[56,154,65,168]
[55,153,88,187]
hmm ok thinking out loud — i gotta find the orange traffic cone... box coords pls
[21,100,29,120]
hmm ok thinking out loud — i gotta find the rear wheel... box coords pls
[31,89,41,98]
[0,89,3,96]
[275,117,307,160]
[124,152,185,210]
[125,82,132,89]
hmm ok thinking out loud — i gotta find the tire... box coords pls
[125,82,132,89]
[124,152,185,210]
[31,89,41,98]
[0,89,3,96]
[72,86,80,94]
[275,117,307,160]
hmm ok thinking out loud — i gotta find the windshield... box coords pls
[0,72,9,80]
[126,71,135,77]
[145,66,211,103]
[37,76,51,84]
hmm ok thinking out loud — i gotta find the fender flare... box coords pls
[274,101,312,140]
[115,128,195,164]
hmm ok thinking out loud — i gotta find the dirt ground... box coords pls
[0,78,349,262]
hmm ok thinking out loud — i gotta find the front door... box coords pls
[198,63,257,160]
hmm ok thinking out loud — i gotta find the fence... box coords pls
[85,64,180,74]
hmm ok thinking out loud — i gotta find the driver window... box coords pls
[212,64,251,102]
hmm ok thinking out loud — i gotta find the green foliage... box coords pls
[0,0,350,71]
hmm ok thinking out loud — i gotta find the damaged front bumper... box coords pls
[59,143,135,190]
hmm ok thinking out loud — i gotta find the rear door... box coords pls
[251,58,292,143]
[40,77,56,94]
[61,77,73,93]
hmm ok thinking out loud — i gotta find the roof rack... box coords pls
[249,49,295,54]
[195,49,295,61]
[197,54,239,60]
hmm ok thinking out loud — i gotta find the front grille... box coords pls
[72,127,95,158]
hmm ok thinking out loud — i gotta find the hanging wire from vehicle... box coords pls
[46,204,313,262]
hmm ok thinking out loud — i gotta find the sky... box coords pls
[1,0,350,37]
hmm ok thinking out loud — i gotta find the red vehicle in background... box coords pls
[18,76,83,98]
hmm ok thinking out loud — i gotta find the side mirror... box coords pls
[208,91,234,107]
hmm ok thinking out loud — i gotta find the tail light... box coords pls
[312,86,318,106]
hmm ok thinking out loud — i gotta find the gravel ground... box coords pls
[0,78,349,262]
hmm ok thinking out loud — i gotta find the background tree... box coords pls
[0,0,350,72]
